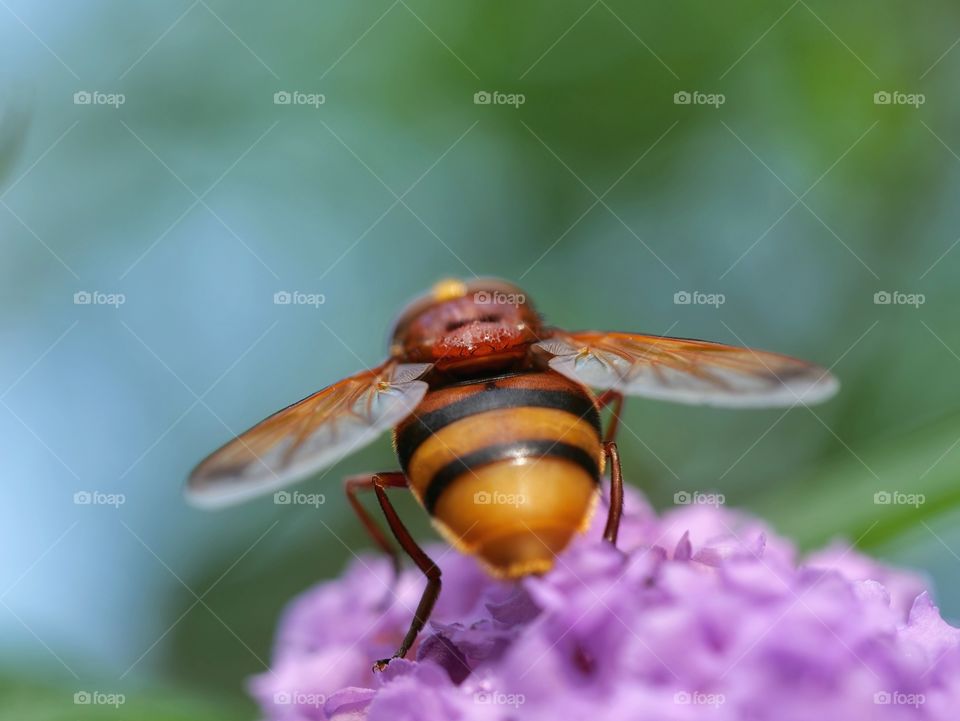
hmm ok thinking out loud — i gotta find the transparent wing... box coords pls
[534,331,838,407]
[186,361,432,508]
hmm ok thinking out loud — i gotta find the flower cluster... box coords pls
[250,488,960,720]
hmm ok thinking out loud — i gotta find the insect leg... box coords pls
[602,441,623,546]
[370,475,442,670]
[596,390,624,444]
[344,473,406,580]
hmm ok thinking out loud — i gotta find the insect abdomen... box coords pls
[394,371,603,578]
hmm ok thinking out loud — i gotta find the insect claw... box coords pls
[372,657,393,672]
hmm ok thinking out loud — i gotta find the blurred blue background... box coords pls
[3,1,960,717]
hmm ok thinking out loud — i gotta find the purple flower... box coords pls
[250,488,960,720]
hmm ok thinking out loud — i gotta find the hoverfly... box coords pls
[187,278,838,669]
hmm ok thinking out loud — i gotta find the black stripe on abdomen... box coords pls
[396,388,600,471]
[422,439,600,514]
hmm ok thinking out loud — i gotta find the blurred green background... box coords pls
[3,1,960,718]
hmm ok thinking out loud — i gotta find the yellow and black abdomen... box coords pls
[394,371,603,578]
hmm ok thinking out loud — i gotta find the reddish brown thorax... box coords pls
[389,278,542,373]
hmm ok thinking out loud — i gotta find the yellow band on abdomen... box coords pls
[405,406,602,502]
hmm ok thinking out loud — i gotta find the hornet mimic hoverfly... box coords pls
[187,278,838,669]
